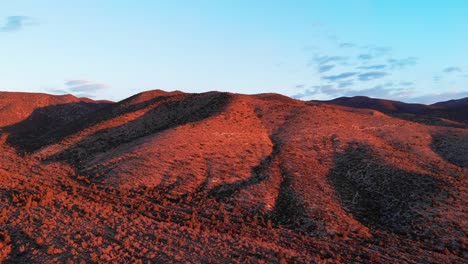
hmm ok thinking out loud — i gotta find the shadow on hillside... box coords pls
[3,92,204,153]
[271,163,309,228]
[208,142,309,229]
[431,132,468,168]
[48,92,233,167]
[317,101,467,128]
[391,113,467,128]
[4,102,111,153]
[327,143,443,235]
[208,144,279,201]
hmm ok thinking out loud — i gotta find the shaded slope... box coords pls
[46,92,232,159]
[55,93,274,192]
[328,143,442,233]
[4,102,111,152]
[322,96,468,127]
[0,90,466,263]
[0,92,109,127]
[5,90,187,153]
[431,97,468,108]
[431,129,468,168]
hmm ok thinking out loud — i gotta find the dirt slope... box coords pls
[0,90,466,263]
[323,96,468,127]
[0,92,110,127]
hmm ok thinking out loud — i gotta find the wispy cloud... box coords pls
[69,83,108,92]
[0,16,34,32]
[339,42,355,48]
[322,72,358,82]
[357,71,388,81]
[443,66,462,73]
[307,42,412,92]
[318,64,335,73]
[357,64,386,70]
[320,85,342,95]
[408,91,468,104]
[293,81,414,100]
[292,88,319,99]
[312,55,348,66]
[65,80,91,86]
[360,46,392,58]
[388,57,418,69]
[292,85,338,98]
[338,80,354,88]
[311,85,334,91]
[357,54,373,61]
[65,79,109,94]
[343,84,414,99]
[399,81,414,86]
[301,34,462,103]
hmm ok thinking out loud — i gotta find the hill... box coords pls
[0,91,466,263]
[0,92,112,152]
[0,92,111,127]
[322,96,467,127]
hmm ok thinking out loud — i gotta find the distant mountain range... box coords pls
[320,95,467,126]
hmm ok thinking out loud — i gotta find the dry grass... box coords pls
[0,91,466,263]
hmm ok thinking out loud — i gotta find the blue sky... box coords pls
[1,1,467,103]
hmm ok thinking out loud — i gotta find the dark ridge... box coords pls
[2,93,188,153]
[327,143,443,235]
[4,102,111,153]
[50,92,233,166]
[431,131,468,168]
[320,96,468,127]
[431,97,468,108]
[271,163,308,228]
[0,92,105,128]
[208,144,279,201]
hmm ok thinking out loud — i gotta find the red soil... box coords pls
[0,91,466,263]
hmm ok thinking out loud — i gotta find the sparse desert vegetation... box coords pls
[0,91,467,263]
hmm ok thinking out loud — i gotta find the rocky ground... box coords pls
[0,91,466,263]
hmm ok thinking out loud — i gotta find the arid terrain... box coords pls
[0,90,466,263]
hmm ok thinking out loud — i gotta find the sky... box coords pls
[1,1,467,103]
